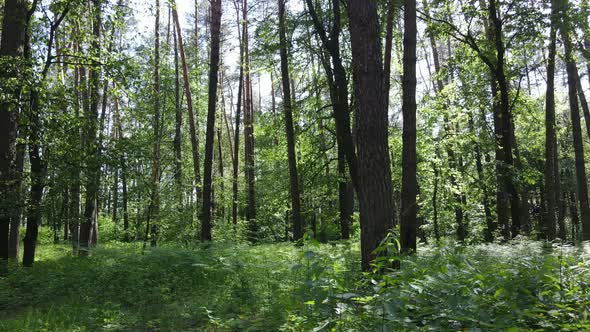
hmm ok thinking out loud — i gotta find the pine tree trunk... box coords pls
[232,0,244,226]
[401,0,418,252]
[145,0,162,248]
[542,0,559,240]
[200,0,222,242]
[243,0,257,240]
[278,0,304,241]
[173,5,201,213]
[560,0,590,240]
[79,0,102,256]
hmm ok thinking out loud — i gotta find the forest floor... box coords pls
[1,239,590,331]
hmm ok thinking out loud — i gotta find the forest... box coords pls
[1,0,590,330]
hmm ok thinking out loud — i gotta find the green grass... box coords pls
[1,240,589,331]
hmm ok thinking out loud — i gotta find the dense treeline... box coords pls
[1,0,590,272]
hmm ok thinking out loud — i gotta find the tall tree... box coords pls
[232,0,244,226]
[243,0,257,240]
[278,0,303,241]
[145,0,162,248]
[173,2,201,215]
[542,0,559,240]
[559,0,590,240]
[0,0,29,269]
[401,0,417,252]
[200,0,222,242]
[78,0,102,256]
[173,10,183,209]
[347,0,395,271]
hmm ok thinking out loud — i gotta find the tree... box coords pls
[242,0,257,240]
[145,0,162,248]
[401,0,417,253]
[200,0,222,242]
[78,0,102,256]
[173,1,201,219]
[542,0,559,240]
[278,0,303,241]
[0,0,29,270]
[347,0,395,271]
[231,0,244,226]
[559,0,590,240]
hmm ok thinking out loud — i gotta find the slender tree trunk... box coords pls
[173,4,201,212]
[232,0,244,226]
[347,0,395,270]
[401,0,418,252]
[145,0,162,248]
[560,0,590,240]
[278,0,303,241]
[8,125,25,260]
[121,152,129,241]
[543,0,559,241]
[243,0,257,240]
[79,0,102,256]
[432,158,440,241]
[173,19,183,209]
[200,0,222,242]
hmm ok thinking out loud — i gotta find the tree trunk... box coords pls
[401,0,418,252]
[243,0,257,240]
[278,0,304,241]
[173,4,201,212]
[173,19,183,209]
[347,0,395,270]
[560,0,590,240]
[145,0,162,248]
[79,0,102,256]
[0,0,28,269]
[8,125,25,260]
[305,0,359,190]
[542,0,559,241]
[200,0,222,242]
[232,0,244,226]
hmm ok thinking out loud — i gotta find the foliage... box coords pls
[2,240,590,331]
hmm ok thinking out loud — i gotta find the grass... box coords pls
[0,239,589,331]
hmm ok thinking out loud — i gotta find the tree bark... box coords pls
[560,0,590,240]
[145,0,162,248]
[278,0,304,241]
[0,0,28,269]
[173,10,183,210]
[347,0,395,270]
[243,0,257,240]
[200,0,222,242]
[401,0,418,252]
[79,0,102,256]
[542,0,559,240]
[232,0,244,226]
[173,4,201,211]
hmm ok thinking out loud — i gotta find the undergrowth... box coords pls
[0,240,589,331]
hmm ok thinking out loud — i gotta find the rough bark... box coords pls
[232,0,244,226]
[347,0,395,270]
[200,0,222,242]
[79,0,102,256]
[278,0,303,241]
[401,0,418,252]
[145,0,162,248]
[560,0,590,240]
[243,0,257,240]
[0,0,28,269]
[173,4,201,210]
